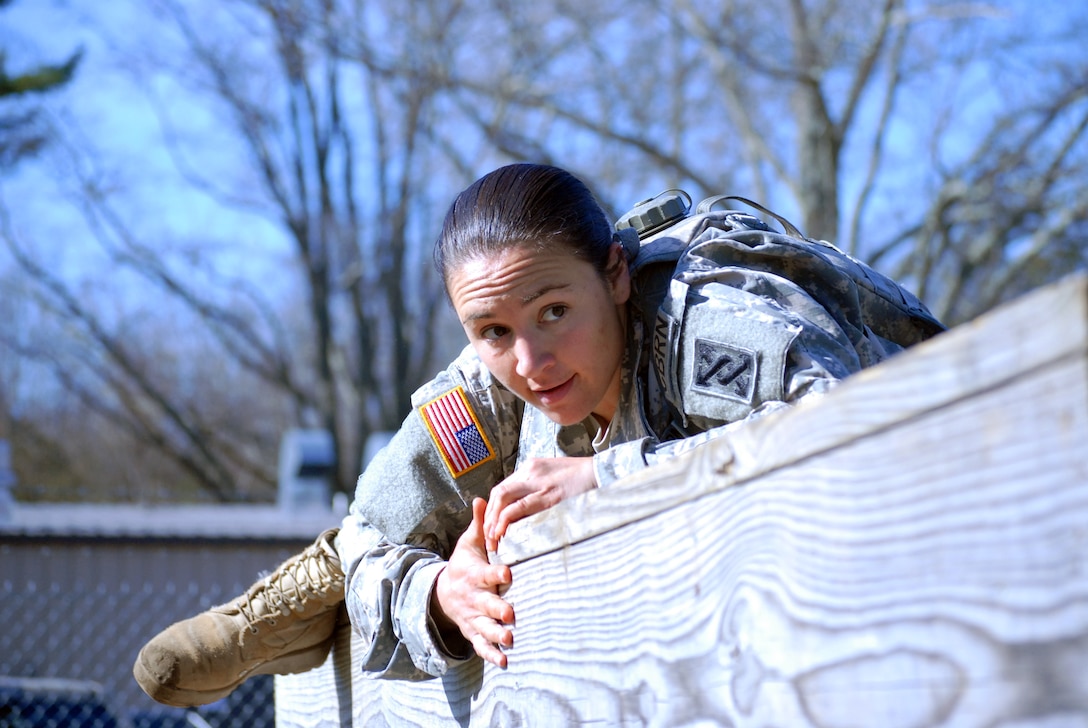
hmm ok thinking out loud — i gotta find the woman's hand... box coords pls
[431,498,514,668]
[483,456,597,551]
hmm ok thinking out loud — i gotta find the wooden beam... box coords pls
[277,274,1088,727]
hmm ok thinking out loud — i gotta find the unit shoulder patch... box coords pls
[691,338,757,403]
[419,386,496,478]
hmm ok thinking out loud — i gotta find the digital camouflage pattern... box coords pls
[336,206,945,680]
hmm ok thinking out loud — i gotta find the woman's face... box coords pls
[447,243,631,427]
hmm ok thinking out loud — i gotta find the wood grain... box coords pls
[277,273,1088,727]
[499,272,1087,565]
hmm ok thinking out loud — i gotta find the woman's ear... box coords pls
[607,242,631,305]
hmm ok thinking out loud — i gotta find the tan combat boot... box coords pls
[133,528,345,707]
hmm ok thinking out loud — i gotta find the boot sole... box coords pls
[133,641,332,708]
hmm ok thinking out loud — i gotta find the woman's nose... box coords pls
[513,333,554,380]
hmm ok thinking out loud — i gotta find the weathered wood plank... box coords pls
[275,612,483,726]
[499,272,1088,564]
[277,274,1088,727]
[482,356,1088,726]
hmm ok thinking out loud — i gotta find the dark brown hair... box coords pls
[434,164,614,292]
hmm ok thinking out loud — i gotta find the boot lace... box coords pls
[237,537,342,633]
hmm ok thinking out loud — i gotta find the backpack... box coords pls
[614,190,945,429]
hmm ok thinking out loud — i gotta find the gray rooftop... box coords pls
[0,501,344,540]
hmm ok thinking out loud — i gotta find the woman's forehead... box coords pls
[448,247,593,318]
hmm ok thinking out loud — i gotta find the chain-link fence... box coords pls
[1,536,314,728]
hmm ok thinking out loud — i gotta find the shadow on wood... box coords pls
[277,274,1088,727]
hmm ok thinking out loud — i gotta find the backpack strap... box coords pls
[695,195,806,239]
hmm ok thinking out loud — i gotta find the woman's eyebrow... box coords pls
[462,310,494,324]
[521,282,569,304]
[461,282,572,324]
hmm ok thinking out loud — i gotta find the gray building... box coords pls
[1,501,342,727]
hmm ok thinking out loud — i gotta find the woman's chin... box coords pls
[533,399,590,427]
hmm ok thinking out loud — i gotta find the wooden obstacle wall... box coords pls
[277,274,1088,727]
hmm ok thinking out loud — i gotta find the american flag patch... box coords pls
[420,386,495,478]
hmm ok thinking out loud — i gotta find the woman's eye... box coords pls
[542,305,567,322]
[481,325,509,341]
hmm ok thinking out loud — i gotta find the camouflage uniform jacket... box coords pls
[337,211,943,680]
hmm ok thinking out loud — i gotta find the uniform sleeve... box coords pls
[338,347,520,679]
[594,399,794,488]
[337,502,472,680]
[594,265,860,488]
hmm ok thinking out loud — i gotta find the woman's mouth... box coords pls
[533,376,575,407]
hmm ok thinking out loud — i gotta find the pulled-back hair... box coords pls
[434,164,614,292]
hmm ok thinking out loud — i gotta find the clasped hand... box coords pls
[431,456,597,667]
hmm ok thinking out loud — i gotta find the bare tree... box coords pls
[0,181,294,500]
[1,0,465,500]
[104,0,467,495]
[422,0,1087,323]
[868,23,1088,321]
[2,0,1084,501]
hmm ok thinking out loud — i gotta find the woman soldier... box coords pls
[135,163,941,704]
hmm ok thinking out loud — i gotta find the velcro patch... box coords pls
[672,280,798,425]
[420,386,496,478]
[691,338,757,403]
